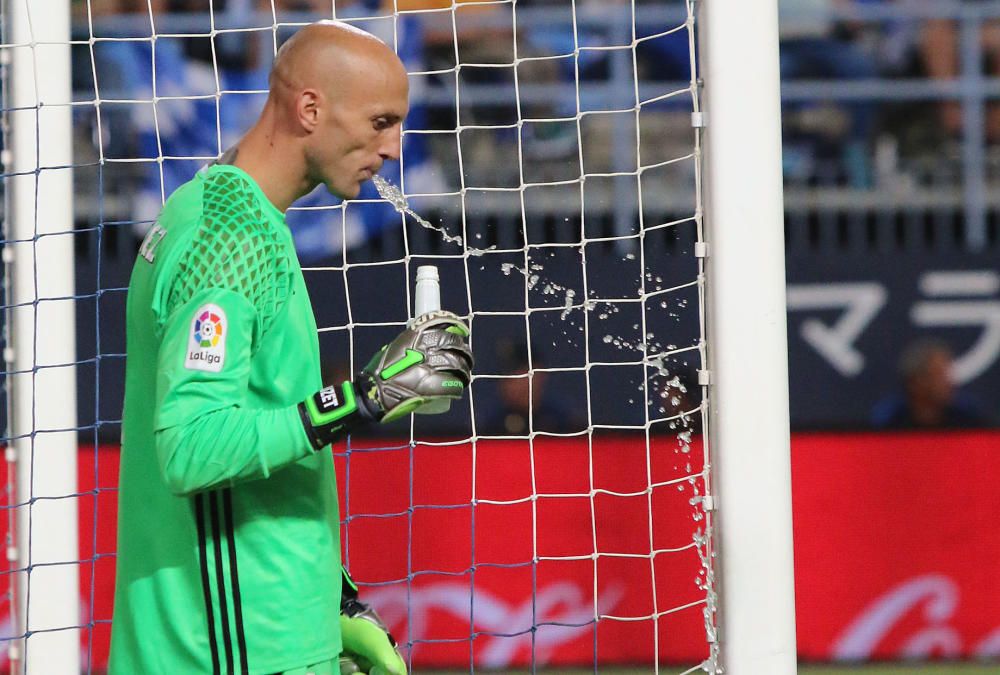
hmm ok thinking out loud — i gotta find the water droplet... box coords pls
[373,176,466,248]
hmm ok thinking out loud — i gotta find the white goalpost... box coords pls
[0,0,796,672]
[4,0,81,673]
[700,0,797,672]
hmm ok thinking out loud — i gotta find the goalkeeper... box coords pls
[108,21,472,675]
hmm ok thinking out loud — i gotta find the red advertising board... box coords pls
[1,431,998,669]
[792,431,1000,662]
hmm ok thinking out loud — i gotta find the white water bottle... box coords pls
[413,265,451,414]
[414,265,441,319]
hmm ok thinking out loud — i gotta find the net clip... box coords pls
[697,369,711,386]
[691,112,706,128]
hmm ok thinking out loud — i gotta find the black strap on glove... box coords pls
[298,380,381,451]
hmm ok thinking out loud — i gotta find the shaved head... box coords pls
[235,21,410,206]
[269,21,405,106]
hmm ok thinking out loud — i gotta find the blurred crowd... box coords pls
[74,0,1000,222]
[779,0,1000,187]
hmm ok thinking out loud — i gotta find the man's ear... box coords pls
[297,89,321,132]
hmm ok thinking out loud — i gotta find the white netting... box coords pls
[1,0,716,671]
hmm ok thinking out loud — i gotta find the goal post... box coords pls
[5,0,81,673]
[700,0,797,672]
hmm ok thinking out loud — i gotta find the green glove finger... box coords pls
[340,615,407,675]
[370,664,406,675]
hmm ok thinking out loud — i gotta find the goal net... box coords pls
[0,0,718,671]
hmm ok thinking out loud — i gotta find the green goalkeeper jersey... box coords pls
[110,164,342,675]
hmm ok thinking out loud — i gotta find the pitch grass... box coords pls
[418,665,999,674]
[799,663,1000,675]
[800,665,999,675]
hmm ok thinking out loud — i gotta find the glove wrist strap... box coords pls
[298,380,381,450]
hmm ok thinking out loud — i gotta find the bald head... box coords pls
[243,21,410,204]
[270,21,406,103]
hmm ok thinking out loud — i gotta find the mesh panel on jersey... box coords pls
[165,170,292,334]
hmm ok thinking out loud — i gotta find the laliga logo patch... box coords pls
[185,304,227,372]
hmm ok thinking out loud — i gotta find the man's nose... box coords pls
[379,128,402,162]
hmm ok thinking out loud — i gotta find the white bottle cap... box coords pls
[416,265,440,283]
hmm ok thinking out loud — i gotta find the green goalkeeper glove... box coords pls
[339,570,406,675]
[299,311,473,449]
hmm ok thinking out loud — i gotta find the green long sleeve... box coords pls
[152,287,313,495]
